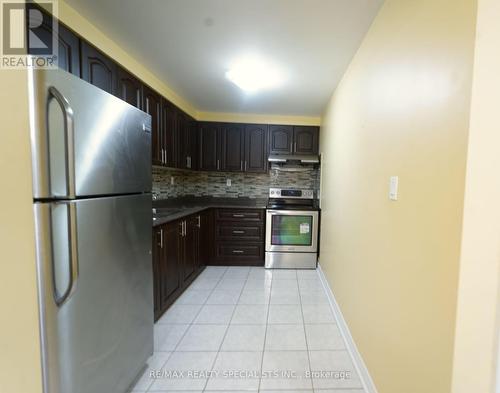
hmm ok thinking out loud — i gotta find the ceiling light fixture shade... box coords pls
[225,55,286,93]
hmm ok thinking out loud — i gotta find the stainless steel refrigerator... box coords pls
[29,69,153,393]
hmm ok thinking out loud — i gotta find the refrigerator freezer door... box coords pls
[34,194,153,393]
[29,69,152,199]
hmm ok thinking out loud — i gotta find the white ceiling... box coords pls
[65,0,383,116]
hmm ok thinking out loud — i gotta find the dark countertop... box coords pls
[152,196,268,226]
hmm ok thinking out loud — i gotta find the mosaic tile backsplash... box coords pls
[152,164,320,200]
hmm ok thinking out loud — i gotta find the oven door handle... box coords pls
[266,209,318,215]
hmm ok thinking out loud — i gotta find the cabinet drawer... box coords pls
[215,242,264,259]
[216,208,264,222]
[216,224,263,241]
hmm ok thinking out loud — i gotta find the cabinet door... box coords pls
[221,123,245,171]
[162,100,177,168]
[81,42,117,95]
[293,126,319,155]
[161,221,182,307]
[245,124,268,173]
[143,86,162,165]
[26,5,80,76]
[199,210,211,267]
[117,67,142,109]
[269,125,293,155]
[198,122,220,171]
[182,217,198,282]
[189,119,199,170]
[152,227,163,320]
[57,24,81,76]
[177,112,192,170]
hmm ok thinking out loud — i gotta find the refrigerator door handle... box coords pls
[48,86,76,199]
[54,202,79,306]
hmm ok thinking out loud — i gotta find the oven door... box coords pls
[266,210,319,253]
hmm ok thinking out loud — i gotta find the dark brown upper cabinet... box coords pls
[177,113,198,170]
[117,67,142,109]
[188,119,199,170]
[143,85,162,166]
[197,122,269,173]
[293,126,319,155]
[269,125,319,155]
[26,5,80,76]
[81,42,117,95]
[269,125,293,155]
[198,122,220,171]
[177,112,189,169]
[56,24,81,77]
[221,123,245,172]
[245,124,268,173]
[162,99,177,168]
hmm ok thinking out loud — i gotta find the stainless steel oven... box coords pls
[265,188,319,269]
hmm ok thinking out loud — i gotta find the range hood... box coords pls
[268,154,320,164]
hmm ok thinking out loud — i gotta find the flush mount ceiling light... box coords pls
[225,55,286,93]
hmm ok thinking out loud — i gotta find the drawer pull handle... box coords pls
[232,250,244,254]
[232,214,245,218]
[232,230,245,234]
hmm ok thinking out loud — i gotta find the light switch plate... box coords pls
[389,176,398,201]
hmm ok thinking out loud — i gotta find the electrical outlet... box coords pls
[170,176,175,185]
[226,178,231,187]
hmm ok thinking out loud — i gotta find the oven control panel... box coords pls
[269,188,314,199]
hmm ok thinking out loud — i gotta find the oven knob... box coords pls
[270,190,275,195]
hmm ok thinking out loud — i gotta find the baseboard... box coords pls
[317,263,379,393]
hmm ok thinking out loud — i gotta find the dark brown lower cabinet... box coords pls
[182,215,199,282]
[199,209,213,265]
[161,222,182,306]
[153,213,205,321]
[211,208,265,266]
[153,208,265,319]
[152,226,163,319]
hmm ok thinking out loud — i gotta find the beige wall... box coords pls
[0,71,42,393]
[319,1,476,392]
[197,111,320,126]
[451,0,500,391]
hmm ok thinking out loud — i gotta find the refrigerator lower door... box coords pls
[34,194,153,393]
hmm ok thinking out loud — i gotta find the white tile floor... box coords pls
[130,266,365,393]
